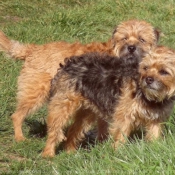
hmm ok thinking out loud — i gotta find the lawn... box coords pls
[1,0,175,174]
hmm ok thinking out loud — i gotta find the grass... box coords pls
[1,0,175,174]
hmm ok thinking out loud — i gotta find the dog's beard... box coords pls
[118,45,145,62]
[140,79,168,102]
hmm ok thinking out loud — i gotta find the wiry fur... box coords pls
[0,20,160,142]
[42,47,175,157]
[54,53,139,116]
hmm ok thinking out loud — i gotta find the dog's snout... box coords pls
[128,45,136,53]
[146,77,154,85]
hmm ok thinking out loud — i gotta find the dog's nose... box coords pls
[146,77,154,84]
[128,45,136,53]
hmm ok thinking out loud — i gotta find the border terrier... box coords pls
[42,46,175,157]
[0,20,160,142]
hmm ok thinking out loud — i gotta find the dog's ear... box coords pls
[111,27,117,48]
[154,28,161,43]
[112,27,117,36]
[112,27,117,39]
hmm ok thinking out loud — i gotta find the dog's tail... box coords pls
[0,31,31,60]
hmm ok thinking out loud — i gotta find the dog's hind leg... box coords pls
[11,72,52,141]
[97,118,109,142]
[42,95,82,157]
[64,108,96,153]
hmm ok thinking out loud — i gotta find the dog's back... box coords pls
[52,52,139,115]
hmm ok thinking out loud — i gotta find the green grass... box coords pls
[1,0,175,174]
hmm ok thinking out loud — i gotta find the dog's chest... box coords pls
[129,97,174,124]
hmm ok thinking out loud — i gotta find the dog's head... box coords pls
[139,46,175,102]
[112,20,160,59]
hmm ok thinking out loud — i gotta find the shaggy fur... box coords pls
[0,19,160,142]
[42,46,175,157]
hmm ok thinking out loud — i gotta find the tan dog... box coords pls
[42,46,175,157]
[0,20,160,142]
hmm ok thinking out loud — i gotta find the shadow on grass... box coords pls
[55,129,98,155]
[25,118,47,138]
[25,118,98,155]
[0,128,8,132]
[25,118,148,156]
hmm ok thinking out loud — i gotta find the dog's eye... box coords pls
[159,69,169,75]
[143,66,148,71]
[122,37,127,41]
[139,37,145,43]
